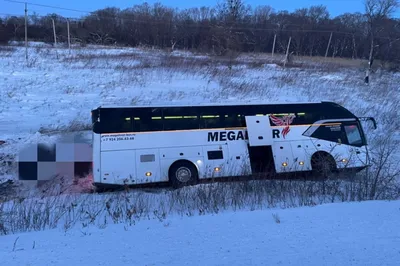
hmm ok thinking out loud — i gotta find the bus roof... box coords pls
[93,101,329,110]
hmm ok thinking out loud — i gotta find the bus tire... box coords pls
[168,160,198,189]
[311,152,336,179]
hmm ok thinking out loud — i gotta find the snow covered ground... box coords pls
[0,43,399,266]
[1,200,399,266]
[1,44,399,180]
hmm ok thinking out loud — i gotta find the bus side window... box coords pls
[132,117,141,132]
[294,113,307,125]
[310,123,343,143]
[163,116,199,130]
[135,109,163,132]
[102,109,132,133]
[121,116,132,132]
[238,114,246,127]
[304,113,316,125]
[224,114,243,128]
[199,115,221,129]
[162,107,199,130]
[137,115,151,131]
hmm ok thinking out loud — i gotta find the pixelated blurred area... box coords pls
[17,132,93,187]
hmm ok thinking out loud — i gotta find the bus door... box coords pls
[244,116,275,174]
[245,116,273,146]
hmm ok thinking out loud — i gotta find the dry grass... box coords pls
[0,136,398,236]
[236,52,368,71]
[0,173,398,236]
[0,46,16,57]
[64,52,141,61]
[294,54,366,68]
[1,43,383,71]
[38,119,92,135]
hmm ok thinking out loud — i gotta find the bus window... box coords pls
[162,107,199,130]
[344,124,363,146]
[224,114,243,128]
[309,123,346,144]
[199,115,221,129]
[100,109,133,133]
[122,117,132,132]
[134,108,163,132]
[163,115,199,130]
[294,112,307,125]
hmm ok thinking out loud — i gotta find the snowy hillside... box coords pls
[0,43,398,189]
[1,44,399,179]
[0,43,398,193]
[1,200,400,266]
[0,42,399,266]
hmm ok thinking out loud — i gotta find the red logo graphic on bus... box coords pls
[270,114,295,139]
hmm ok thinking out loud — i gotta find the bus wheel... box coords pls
[311,152,336,179]
[169,161,198,189]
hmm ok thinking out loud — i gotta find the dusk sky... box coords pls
[2,0,400,18]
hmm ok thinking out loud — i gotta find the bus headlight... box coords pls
[145,172,152,177]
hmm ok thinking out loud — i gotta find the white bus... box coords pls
[90,101,376,189]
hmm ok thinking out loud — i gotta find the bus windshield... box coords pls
[344,124,363,146]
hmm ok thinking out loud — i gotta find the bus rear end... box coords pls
[91,108,102,186]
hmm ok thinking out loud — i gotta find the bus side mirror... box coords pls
[358,117,377,130]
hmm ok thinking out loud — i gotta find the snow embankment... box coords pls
[1,200,399,266]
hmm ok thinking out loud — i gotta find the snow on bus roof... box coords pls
[95,101,327,109]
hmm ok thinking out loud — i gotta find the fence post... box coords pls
[272,34,276,58]
[325,32,333,58]
[24,2,28,61]
[67,18,71,52]
[284,37,291,67]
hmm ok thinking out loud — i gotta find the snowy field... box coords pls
[0,43,399,265]
[0,43,399,181]
[1,200,399,266]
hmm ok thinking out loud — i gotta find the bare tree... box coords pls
[333,12,367,58]
[250,5,274,52]
[83,8,120,45]
[213,0,250,58]
[3,0,400,64]
[4,16,24,41]
[364,0,399,83]
[0,21,13,44]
